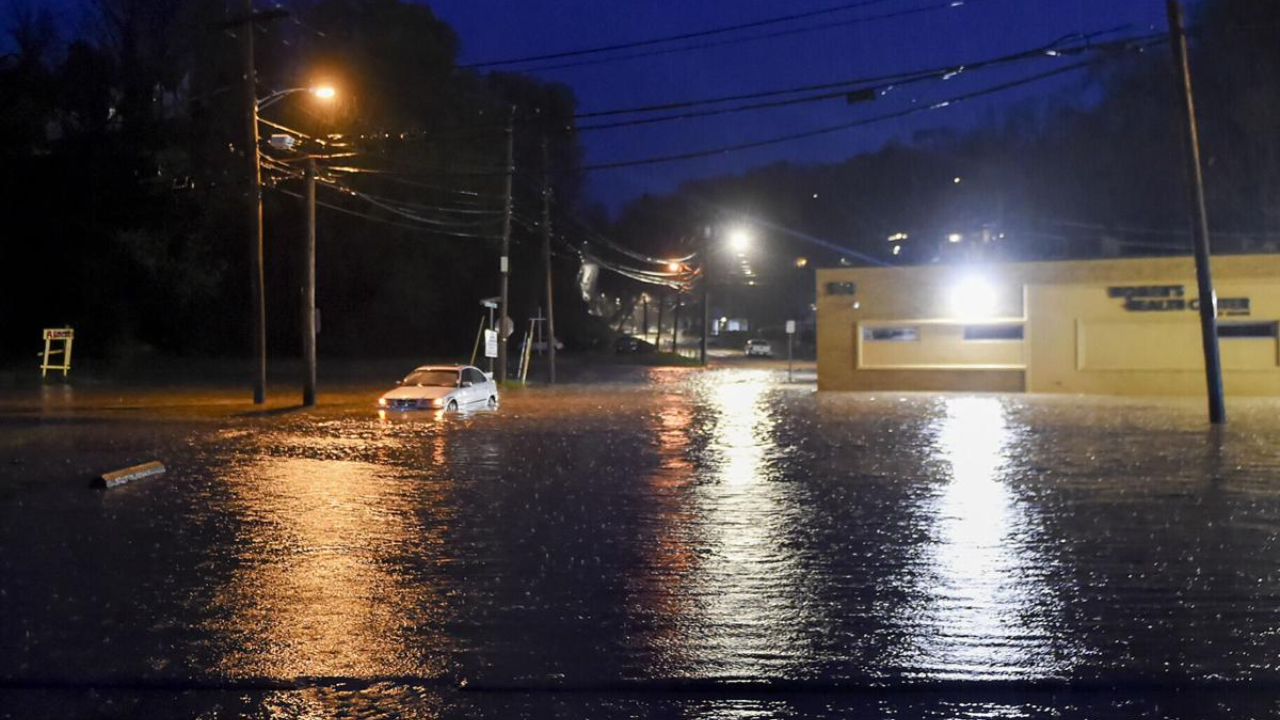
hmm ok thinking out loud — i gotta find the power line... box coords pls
[575,33,1152,133]
[264,156,506,237]
[513,1,975,75]
[289,27,1135,147]
[270,186,502,240]
[576,47,1159,173]
[457,0,901,69]
[573,26,1134,121]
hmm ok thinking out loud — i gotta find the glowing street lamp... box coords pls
[728,228,752,253]
[257,84,338,110]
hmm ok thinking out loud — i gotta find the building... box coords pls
[816,254,1280,396]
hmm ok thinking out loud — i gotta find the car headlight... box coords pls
[378,397,387,406]
[432,398,445,407]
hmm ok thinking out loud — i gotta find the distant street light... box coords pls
[728,229,752,253]
[948,233,964,244]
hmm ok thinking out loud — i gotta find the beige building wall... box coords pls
[817,254,1280,395]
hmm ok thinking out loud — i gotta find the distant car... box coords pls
[615,336,656,354]
[378,365,498,411]
[745,339,772,357]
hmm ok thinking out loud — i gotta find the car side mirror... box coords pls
[461,381,473,388]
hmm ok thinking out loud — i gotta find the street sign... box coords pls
[484,329,498,358]
[480,297,499,309]
[785,320,795,383]
[40,327,74,378]
[500,316,515,339]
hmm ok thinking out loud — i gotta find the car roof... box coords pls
[413,365,465,372]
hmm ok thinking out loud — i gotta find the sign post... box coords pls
[40,328,74,378]
[480,297,499,374]
[785,320,796,383]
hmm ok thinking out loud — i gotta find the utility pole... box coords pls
[240,0,267,404]
[700,231,710,366]
[671,292,681,354]
[301,156,317,406]
[497,110,515,385]
[642,294,649,340]
[655,289,666,351]
[541,136,557,384]
[1167,0,1226,424]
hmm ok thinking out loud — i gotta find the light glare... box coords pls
[949,276,998,319]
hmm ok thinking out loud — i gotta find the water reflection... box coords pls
[904,396,1073,680]
[208,454,449,679]
[687,371,811,675]
[630,394,700,674]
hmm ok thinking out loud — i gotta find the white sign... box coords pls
[484,329,498,358]
[785,320,796,335]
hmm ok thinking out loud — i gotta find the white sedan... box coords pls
[378,365,498,412]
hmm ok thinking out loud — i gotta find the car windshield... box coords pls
[401,370,457,387]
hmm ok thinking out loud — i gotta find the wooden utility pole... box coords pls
[497,111,515,385]
[240,0,267,404]
[642,294,649,339]
[671,292,681,354]
[541,137,557,384]
[655,289,666,350]
[1167,0,1226,424]
[301,157,317,406]
[700,275,709,366]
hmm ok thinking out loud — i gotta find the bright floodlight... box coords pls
[949,276,998,319]
[728,229,751,253]
[312,85,337,99]
[948,232,964,244]
[667,261,681,272]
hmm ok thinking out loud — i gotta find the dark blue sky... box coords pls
[430,0,1173,212]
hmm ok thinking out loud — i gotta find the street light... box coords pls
[257,84,338,110]
[728,228,752,253]
[246,82,337,405]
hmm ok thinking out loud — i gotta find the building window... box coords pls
[863,326,919,342]
[1218,321,1278,339]
[963,324,1024,341]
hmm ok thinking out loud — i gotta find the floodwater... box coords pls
[2,365,1280,718]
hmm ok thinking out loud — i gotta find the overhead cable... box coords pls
[457,0,901,69]
[577,45,1161,172]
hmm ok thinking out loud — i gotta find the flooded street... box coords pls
[2,365,1280,718]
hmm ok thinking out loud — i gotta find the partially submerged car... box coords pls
[378,365,498,411]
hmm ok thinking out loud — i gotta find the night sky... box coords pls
[430,0,1175,212]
